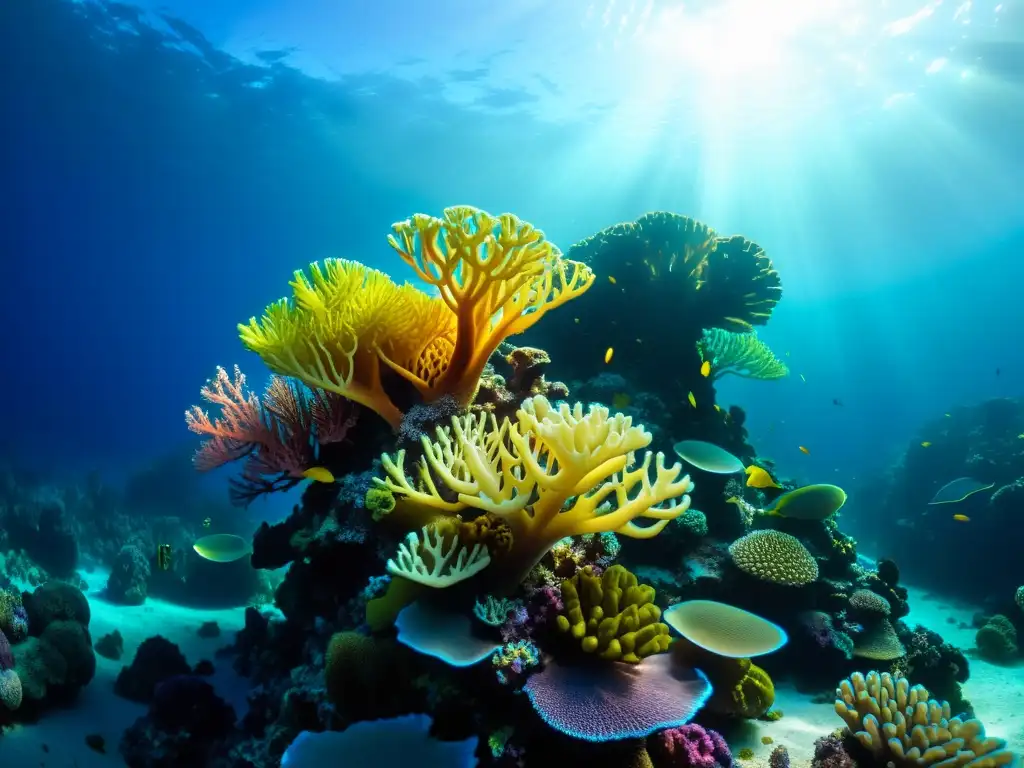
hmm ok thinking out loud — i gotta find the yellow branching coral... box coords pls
[239,206,592,428]
[375,395,692,584]
[239,259,449,428]
[698,328,788,381]
[835,671,1017,768]
[556,565,672,663]
[386,206,594,403]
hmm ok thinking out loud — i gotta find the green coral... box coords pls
[554,564,671,663]
[365,486,396,521]
[698,328,788,381]
[0,587,25,641]
[975,615,1018,663]
[835,671,1017,768]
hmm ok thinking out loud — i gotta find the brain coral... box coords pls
[849,589,892,616]
[728,530,818,586]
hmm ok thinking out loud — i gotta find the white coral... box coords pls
[386,526,490,588]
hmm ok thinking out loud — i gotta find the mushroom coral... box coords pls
[374,394,692,588]
[240,206,593,428]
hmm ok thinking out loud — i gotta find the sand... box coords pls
[1,573,1021,766]
[2,568,250,767]
[732,585,1024,766]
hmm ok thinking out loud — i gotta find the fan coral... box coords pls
[555,565,672,663]
[835,671,1017,768]
[241,206,593,427]
[186,366,357,505]
[376,395,692,586]
[523,653,712,742]
[728,530,819,586]
[698,328,789,381]
[650,723,732,768]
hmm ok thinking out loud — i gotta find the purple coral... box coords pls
[650,723,733,768]
[769,745,790,768]
[523,654,712,742]
[811,733,856,768]
[0,629,12,671]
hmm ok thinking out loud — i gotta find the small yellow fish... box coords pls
[574,318,580,324]
[725,496,742,506]
[952,514,970,522]
[687,391,697,408]
[799,445,810,455]
[303,466,335,483]
[608,276,617,285]
[921,441,932,448]
[700,360,711,377]
[1017,433,1024,439]
[202,517,212,528]
[745,465,781,489]
[604,347,614,364]
[713,404,721,412]
[799,374,806,383]
[945,413,951,418]
[612,392,631,409]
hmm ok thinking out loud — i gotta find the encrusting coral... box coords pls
[555,565,672,663]
[375,394,693,586]
[835,671,1017,768]
[240,206,594,427]
[697,328,789,381]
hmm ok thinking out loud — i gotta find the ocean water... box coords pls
[1,0,1023,766]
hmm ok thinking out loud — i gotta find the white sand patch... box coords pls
[2,568,250,767]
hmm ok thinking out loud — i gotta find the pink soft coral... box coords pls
[186,365,357,505]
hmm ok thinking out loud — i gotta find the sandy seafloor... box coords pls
[1,571,1022,767]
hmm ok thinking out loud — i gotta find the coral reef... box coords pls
[835,671,1014,767]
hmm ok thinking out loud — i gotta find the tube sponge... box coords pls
[556,565,672,663]
[835,671,1018,768]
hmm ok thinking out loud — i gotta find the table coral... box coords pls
[555,565,672,663]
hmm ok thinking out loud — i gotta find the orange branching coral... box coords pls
[185,365,356,505]
[240,207,592,428]
[385,206,594,403]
